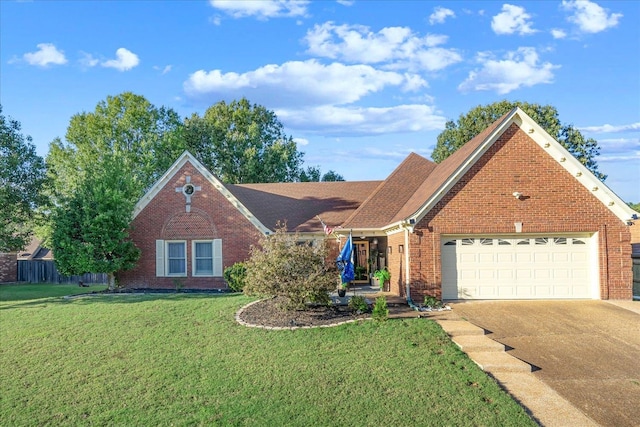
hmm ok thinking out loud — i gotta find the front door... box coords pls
[353,241,370,283]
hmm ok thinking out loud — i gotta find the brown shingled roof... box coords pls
[227,181,382,232]
[391,110,513,223]
[342,153,437,229]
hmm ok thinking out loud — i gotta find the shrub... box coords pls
[424,295,444,309]
[243,224,337,310]
[372,296,389,322]
[224,262,247,292]
[348,295,369,314]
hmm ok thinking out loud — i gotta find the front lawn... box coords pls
[0,287,535,426]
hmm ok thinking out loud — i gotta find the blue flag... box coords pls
[336,232,354,284]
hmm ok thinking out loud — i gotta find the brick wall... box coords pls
[0,253,18,283]
[118,163,264,289]
[407,124,632,300]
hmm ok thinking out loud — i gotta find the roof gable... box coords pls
[132,151,272,234]
[342,153,437,229]
[396,108,635,226]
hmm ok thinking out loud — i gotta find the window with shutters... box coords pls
[193,241,214,276]
[166,241,187,276]
[192,239,223,277]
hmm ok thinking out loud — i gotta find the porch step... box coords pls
[436,320,486,337]
[466,351,532,373]
[452,335,505,352]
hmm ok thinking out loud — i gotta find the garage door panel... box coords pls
[552,252,570,262]
[441,235,594,300]
[460,253,477,263]
[534,269,550,279]
[533,252,550,262]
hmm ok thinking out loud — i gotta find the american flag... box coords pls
[317,216,339,235]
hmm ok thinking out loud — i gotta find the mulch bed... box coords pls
[238,297,370,328]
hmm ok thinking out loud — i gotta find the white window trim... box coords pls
[165,240,187,277]
[191,239,223,277]
[192,240,214,277]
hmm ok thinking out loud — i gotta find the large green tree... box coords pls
[51,157,140,290]
[46,92,185,200]
[0,106,47,251]
[432,101,606,181]
[182,98,303,183]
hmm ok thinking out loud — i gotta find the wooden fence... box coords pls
[17,260,107,284]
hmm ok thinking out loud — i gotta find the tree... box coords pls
[182,98,303,183]
[0,106,47,251]
[321,170,345,182]
[46,92,185,200]
[432,101,606,181]
[629,202,640,213]
[299,166,321,182]
[243,224,336,310]
[299,166,345,182]
[51,157,140,290]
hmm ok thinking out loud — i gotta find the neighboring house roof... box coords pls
[227,181,381,232]
[17,237,53,261]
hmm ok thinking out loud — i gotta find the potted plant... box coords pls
[337,282,348,297]
[373,268,390,290]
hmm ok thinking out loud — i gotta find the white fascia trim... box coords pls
[517,111,637,223]
[407,109,520,226]
[132,151,272,235]
[406,108,636,226]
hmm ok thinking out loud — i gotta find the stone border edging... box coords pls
[235,299,369,330]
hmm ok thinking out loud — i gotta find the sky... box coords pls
[1,0,638,202]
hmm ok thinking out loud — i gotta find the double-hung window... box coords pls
[193,241,214,276]
[156,239,222,277]
[166,241,187,276]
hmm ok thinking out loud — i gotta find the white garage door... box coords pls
[441,236,595,300]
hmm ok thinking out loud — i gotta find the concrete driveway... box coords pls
[448,300,640,427]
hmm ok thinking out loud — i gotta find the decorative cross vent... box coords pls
[175,175,201,212]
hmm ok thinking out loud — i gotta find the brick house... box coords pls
[118,108,636,300]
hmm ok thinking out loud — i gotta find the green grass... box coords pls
[0,283,107,302]
[0,286,535,426]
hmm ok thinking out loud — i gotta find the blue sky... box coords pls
[1,0,638,201]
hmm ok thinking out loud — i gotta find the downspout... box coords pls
[404,225,420,311]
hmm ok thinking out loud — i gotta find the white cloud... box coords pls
[561,0,622,33]
[304,22,461,72]
[101,48,140,71]
[184,59,424,107]
[597,138,640,155]
[458,47,559,94]
[491,4,536,35]
[275,104,447,136]
[22,43,67,67]
[154,65,172,75]
[579,122,640,133]
[429,6,455,25]
[209,0,308,19]
[551,28,567,39]
[336,0,354,6]
[79,52,99,68]
[293,137,309,146]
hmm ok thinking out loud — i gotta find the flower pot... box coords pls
[337,288,346,297]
